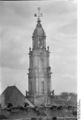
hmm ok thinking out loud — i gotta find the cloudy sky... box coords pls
[0,0,77,95]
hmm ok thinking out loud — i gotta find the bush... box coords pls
[0,115,7,119]
[52,117,57,120]
[7,103,13,108]
[31,117,37,120]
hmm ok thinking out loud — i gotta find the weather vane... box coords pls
[34,7,43,20]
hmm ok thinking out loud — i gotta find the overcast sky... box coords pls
[0,0,77,95]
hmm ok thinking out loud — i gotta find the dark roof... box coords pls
[33,19,46,38]
[0,86,34,107]
[1,86,24,98]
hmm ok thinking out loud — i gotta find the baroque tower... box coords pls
[28,8,51,105]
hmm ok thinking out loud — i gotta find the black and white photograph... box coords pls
[0,0,77,120]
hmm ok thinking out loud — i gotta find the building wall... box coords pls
[28,48,51,97]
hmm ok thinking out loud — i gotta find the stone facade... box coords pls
[28,17,51,105]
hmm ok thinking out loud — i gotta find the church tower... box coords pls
[28,8,51,105]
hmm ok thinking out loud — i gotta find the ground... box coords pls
[0,105,77,120]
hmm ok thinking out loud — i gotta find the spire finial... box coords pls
[34,7,43,21]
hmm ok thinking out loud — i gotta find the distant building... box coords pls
[0,86,34,108]
[28,8,51,105]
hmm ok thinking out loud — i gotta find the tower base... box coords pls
[27,95,51,106]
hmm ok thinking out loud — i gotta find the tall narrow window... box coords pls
[42,81,44,94]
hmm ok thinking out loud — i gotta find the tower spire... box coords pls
[34,7,43,22]
[28,9,51,105]
[33,8,46,49]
